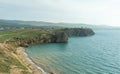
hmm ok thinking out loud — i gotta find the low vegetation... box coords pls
[0,28,94,74]
[0,47,31,74]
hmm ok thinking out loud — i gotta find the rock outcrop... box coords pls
[6,28,95,47]
[56,28,95,36]
[0,28,95,74]
[54,31,68,43]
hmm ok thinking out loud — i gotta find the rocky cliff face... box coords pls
[0,28,95,74]
[12,31,68,47]
[54,31,68,43]
[7,28,95,47]
[56,28,95,36]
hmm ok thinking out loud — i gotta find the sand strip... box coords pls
[17,47,47,74]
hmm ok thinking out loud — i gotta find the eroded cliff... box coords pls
[5,28,94,47]
[0,28,95,74]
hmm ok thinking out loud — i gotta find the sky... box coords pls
[0,0,120,26]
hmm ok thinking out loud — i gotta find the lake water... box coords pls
[26,30,120,74]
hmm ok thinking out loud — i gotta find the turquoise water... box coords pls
[26,30,120,74]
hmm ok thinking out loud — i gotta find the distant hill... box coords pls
[0,19,119,30]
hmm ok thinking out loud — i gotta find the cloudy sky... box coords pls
[0,0,120,26]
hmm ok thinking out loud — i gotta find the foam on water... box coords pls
[23,52,47,74]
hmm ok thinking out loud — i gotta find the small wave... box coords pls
[23,52,47,74]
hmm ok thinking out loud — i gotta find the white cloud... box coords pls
[0,0,120,26]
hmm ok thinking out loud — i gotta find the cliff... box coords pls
[5,28,94,47]
[0,28,94,74]
[56,28,95,36]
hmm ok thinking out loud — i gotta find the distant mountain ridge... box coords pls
[0,19,118,30]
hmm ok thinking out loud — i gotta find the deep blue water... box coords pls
[26,30,120,74]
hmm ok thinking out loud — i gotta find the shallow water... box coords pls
[26,30,120,74]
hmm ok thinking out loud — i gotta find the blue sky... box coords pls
[0,0,120,26]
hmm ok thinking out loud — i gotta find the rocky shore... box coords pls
[0,28,95,74]
[6,28,95,47]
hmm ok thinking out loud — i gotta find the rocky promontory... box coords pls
[56,28,95,36]
[0,28,94,74]
[6,28,95,47]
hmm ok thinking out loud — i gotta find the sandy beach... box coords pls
[16,47,47,74]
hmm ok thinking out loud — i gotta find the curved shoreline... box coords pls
[0,28,95,73]
[17,46,48,74]
[0,43,47,74]
[23,50,47,74]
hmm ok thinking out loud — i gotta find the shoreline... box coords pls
[0,28,95,74]
[16,47,47,74]
[0,43,48,74]
[23,49,47,74]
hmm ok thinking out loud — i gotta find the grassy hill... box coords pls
[0,29,46,74]
[0,45,29,74]
[0,29,56,74]
[0,29,55,43]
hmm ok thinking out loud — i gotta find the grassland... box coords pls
[0,29,47,74]
[0,44,34,74]
[0,29,54,43]
[0,49,27,72]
